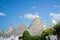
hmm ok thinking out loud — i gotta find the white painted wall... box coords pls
[46,35,57,40]
[0,35,19,40]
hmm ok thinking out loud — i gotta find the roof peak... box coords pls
[52,20,56,24]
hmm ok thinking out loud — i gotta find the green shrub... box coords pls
[22,30,31,40]
[31,36,41,40]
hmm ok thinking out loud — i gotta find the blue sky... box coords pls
[0,0,60,31]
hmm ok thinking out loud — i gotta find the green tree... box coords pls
[31,36,41,40]
[41,28,54,40]
[41,30,49,40]
[53,23,60,35]
[52,22,60,40]
[19,36,22,40]
[22,30,31,40]
[42,29,53,36]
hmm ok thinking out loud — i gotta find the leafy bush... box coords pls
[22,30,31,40]
[30,36,41,40]
[19,30,41,40]
[18,36,22,40]
[53,23,60,35]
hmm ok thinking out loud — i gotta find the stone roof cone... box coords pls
[16,22,26,30]
[3,25,15,37]
[16,22,26,36]
[5,25,15,34]
[29,17,44,35]
[8,25,15,31]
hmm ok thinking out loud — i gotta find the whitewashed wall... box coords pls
[46,35,57,40]
[0,35,19,40]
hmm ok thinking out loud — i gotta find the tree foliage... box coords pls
[31,36,41,40]
[22,30,31,40]
[53,23,60,35]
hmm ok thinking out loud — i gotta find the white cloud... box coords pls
[24,14,35,19]
[53,5,59,7]
[19,16,23,18]
[0,12,5,16]
[24,13,39,20]
[19,13,39,20]
[32,6,36,9]
[50,12,60,19]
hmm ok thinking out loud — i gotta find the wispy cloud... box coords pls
[32,6,36,9]
[0,12,5,16]
[53,5,59,7]
[19,16,23,18]
[19,13,39,20]
[24,13,39,20]
[50,12,60,20]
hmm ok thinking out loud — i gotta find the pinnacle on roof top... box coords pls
[17,22,26,28]
[52,20,56,24]
[49,20,57,28]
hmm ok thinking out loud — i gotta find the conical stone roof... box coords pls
[16,22,26,36]
[5,25,15,34]
[28,17,44,35]
[3,25,15,37]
